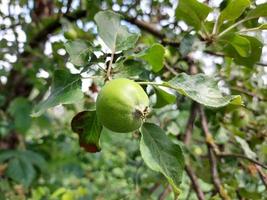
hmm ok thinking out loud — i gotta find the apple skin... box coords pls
[96,78,149,133]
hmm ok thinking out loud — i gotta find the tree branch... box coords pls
[218,153,267,170]
[182,102,205,200]
[231,86,267,101]
[183,102,198,145]
[124,16,180,47]
[66,0,73,13]
[185,165,205,200]
[199,106,230,200]
[255,165,267,189]
[158,185,172,200]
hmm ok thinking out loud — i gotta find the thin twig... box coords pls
[256,62,267,67]
[185,186,192,200]
[183,102,198,144]
[185,165,205,200]
[149,182,160,193]
[125,16,164,39]
[217,19,247,38]
[66,0,73,13]
[199,106,230,200]
[158,185,172,200]
[231,86,267,101]
[218,153,267,169]
[182,101,205,200]
[124,16,180,47]
[164,62,179,76]
[255,165,267,189]
[106,50,115,81]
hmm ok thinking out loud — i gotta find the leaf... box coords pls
[113,59,147,79]
[140,123,185,194]
[7,97,32,133]
[179,34,195,57]
[20,150,46,170]
[225,34,251,57]
[6,157,36,187]
[94,10,139,52]
[0,94,5,107]
[217,0,250,29]
[64,40,92,66]
[0,150,17,162]
[235,136,257,159]
[175,0,212,30]
[136,43,165,72]
[71,111,102,153]
[32,70,83,117]
[166,73,242,107]
[222,35,263,67]
[153,86,176,108]
[246,3,267,19]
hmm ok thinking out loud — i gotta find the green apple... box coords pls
[96,78,149,133]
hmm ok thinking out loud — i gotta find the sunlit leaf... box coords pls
[136,43,165,72]
[113,59,147,79]
[153,86,176,108]
[94,10,139,52]
[217,0,250,30]
[32,70,83,117]
[175,0,212,30]
[224,34,251,57]
[246,3,267,19]
[166,73,242,107]
[65,40,92,66]
[223,35,263,67]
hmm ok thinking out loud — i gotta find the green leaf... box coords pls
[7,97,32,133]
[20,150,46,170]
[153,86,176,108]
[0,150,46,171]
[137,43,165,72]
[166,73,242,107]
[113,59,146,79]
[222,35,263,67]
[224,34,251,57]
[0,94,5,107]
[140,123,185,194]
[179,34,195,57]
[94,10,139,52]
[71,111,102,153]
[6,157,36,187]
[0,150,17,162]
[235,136,257,159]
[175,0,212,30]
[217,0,250,29]
[246,3,267,19]
[32,70,83,117]
[64,40,92,66]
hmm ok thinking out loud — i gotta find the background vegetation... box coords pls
[0,0,267,199]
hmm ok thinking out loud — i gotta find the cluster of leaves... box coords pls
[29,10,245,194]
[0,0,267,199]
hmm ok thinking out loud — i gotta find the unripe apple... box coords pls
[96,78,149,133]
